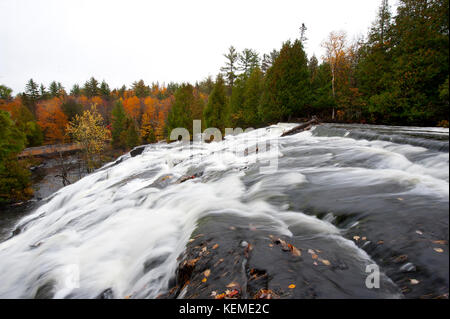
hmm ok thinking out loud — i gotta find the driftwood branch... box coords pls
[280,116,321,137]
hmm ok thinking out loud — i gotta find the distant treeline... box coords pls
[0,0,448,203]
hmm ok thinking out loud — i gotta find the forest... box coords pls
[0,0,448,204]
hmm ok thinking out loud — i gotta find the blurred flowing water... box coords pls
[0,123,448,298]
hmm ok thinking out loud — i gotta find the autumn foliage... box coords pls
[37,97,68,144]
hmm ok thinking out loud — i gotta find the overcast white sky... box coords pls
[0,0,396,94]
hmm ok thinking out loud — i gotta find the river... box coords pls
[0,123,448,299]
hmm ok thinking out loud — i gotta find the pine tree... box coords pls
[70,84,81,97]
[49,81,59,97]
[243,67,263,127]
[132,80,150,98]
[100,80,111,99]
[259,40,311,123]
[111,100,127,148]
[220,46,239,88]
[0,85,13,100]
[261,50,279,73]
[24,79,40,117]
[83,77,99,98]
[204,75,228,131]
[166,84,195,136]
[238,49,260,75]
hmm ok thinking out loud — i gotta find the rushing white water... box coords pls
[0,123,448,298]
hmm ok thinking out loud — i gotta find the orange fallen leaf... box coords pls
[433,248,444,253]
[432,240,447,245]
[202,277,207,283]
[292,246,301,257]
[212,244,219,249]
[311,253,318,260]
[320,259,331,266]
[288,284,296,289]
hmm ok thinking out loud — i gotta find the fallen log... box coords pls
[280,116,320,137]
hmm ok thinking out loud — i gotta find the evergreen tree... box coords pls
[49,81,59,97]
[100,80,111,98]
[123,118,140,148]
[198,76,215,95]
[388,0,449,124]
[118,85,127,99]
[166,84,195,135]
[261,50,279,73]
[24,79,40,116]
[0,110,30,203]
[0,85,13,100]
[83,77,99,98]
[238,49,260,75]
[39,84,49,99]
[111,100,127,148]
[132,80,150,98]
[243,67,263,127]
[70,84,81,97]
[62,98,83,122]
[259,40,311,123]
[204,75,228,131]
[229,74,247,128]
[220,46,239,88]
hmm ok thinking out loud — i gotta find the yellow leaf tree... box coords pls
[66,104,110,172]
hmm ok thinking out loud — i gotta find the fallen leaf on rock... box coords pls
[288,284,296,289]
[254,289,278,299]
[394,255,408,263]
[186,257,200,267]
[415,230,423,235]
[308,249,315,255]
[313,261,318,266]
[124,295,131,299]
[204,269,211,277]
[311,253,318,260]
[210,291,217,297]
[410,279,420,285]
[292,246,301,257]
[320,259,331,266]
[212,244,219,249]
[397,197,404,201]
[202,277,207,283]
[362,237,367,241]
[433,248,444,253]
[226,282,239,289]
[432,240,447,245]
[268,244,274,248]
[353,236,360,241]
[229,226,236,231]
